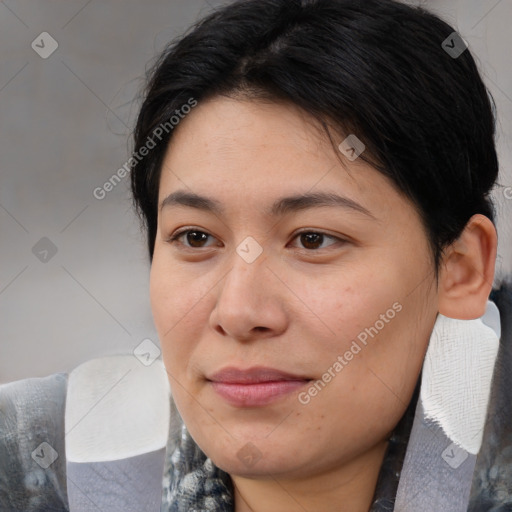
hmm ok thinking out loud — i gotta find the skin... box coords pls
[149,95,496,512]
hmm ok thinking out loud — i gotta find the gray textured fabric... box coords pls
[469,283,512,511]
[0,372,68,512]
[394,399,477,511]
[66,449,166,512]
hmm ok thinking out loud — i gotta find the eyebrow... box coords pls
[159,190,375,219]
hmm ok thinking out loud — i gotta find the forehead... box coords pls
[158,96,404,218]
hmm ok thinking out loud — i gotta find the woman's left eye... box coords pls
[167,228,344,251]
[291,231,344,251]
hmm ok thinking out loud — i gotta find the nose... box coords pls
[209,250,288,342]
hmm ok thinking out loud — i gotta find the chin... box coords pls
[210,449,295,480]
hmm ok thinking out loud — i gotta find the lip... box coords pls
[207,366,312,407]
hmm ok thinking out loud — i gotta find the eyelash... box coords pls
[166,227,346,252]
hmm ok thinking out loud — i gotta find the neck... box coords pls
[232,439,388,512]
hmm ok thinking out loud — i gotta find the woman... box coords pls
[1,0,511,510]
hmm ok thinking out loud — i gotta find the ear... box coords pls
[438,214,497,320]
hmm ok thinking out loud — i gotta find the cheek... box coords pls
[307,268,402,352]
[296,311,428,456]
[306,263,435,414]
[149,249,210,327]
[149,257,202,375]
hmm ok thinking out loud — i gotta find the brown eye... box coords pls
[292,231,343,251]
[185,231,210,248]
[299,232,323,250]
[168,229,217,248]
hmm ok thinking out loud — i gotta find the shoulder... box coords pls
[65,354,170,464]
[0,354,171,512]
[0,372,69,511]
[470,279,512,509]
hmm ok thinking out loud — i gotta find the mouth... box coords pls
[207,366,313,407]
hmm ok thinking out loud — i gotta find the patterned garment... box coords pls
[0,282,511,511]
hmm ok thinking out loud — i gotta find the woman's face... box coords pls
[150,96,439,480]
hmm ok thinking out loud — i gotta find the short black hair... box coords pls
[130,0,499,269]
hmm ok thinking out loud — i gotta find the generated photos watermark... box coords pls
[298,301,403,405]
[93,97,198,200]
[338,134,365,161]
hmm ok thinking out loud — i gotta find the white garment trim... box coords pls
[420,301,500,455]
[65,355,170,463]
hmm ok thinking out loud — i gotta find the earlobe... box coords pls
[438,214,497,320]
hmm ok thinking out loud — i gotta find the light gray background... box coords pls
[1,0,511,383]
